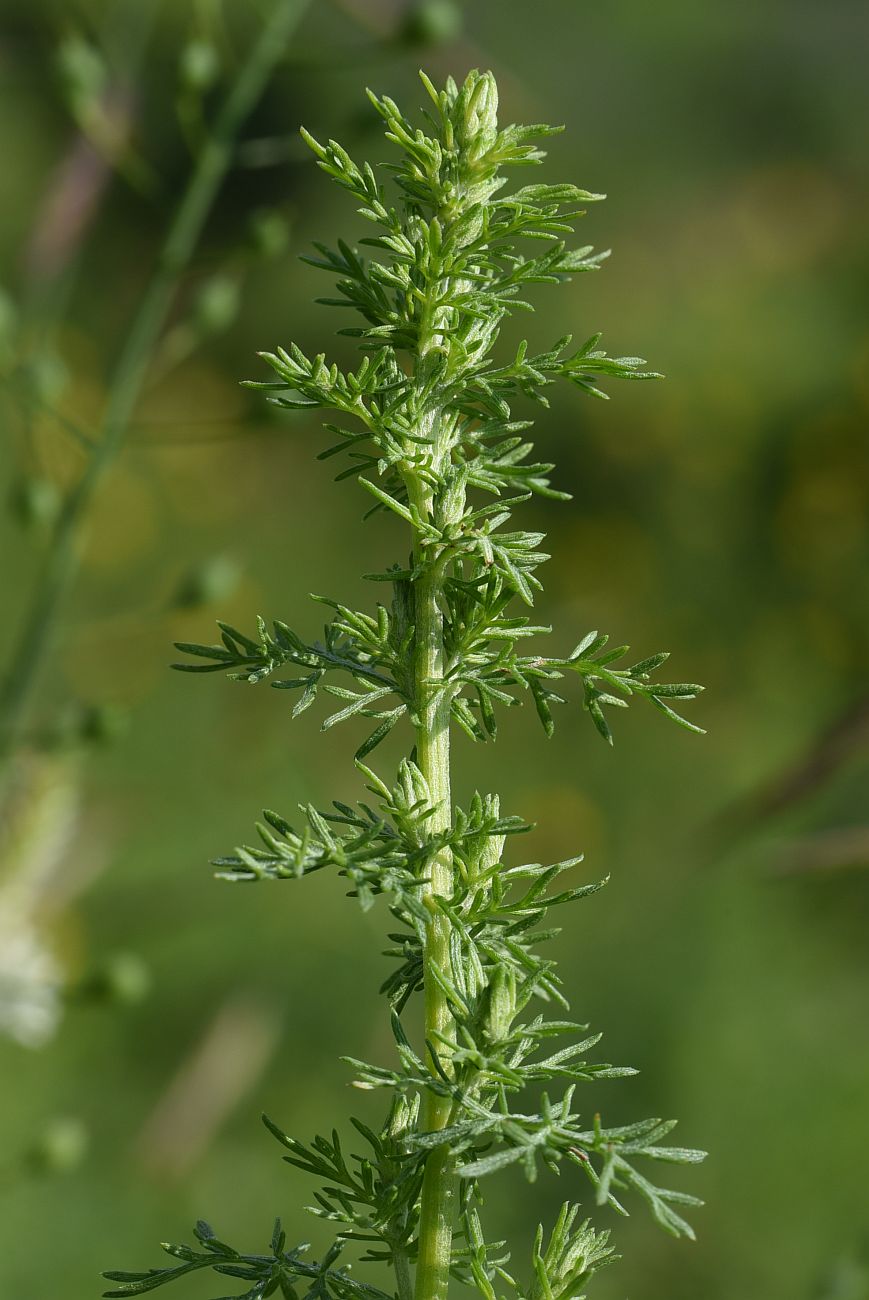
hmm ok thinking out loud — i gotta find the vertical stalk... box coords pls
[408,469,458,1300]
[0,0,311,761]
[393,1245,414,1300]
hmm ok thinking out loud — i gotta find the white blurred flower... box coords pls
[0,752,81,1048]
[0,918,61,1047]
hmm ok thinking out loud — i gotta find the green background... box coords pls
[1,2,868,1297]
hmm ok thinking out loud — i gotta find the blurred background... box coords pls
[1,1,868,1297]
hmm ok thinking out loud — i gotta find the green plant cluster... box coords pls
[107,70,704,1300]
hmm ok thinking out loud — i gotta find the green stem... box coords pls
[409,467,459,1300]
[0,0,311,761]
[393,1247,414,1300]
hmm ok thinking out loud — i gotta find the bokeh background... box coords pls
[2,2,868,1297]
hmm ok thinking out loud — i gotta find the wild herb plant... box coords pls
[0,0,312,1055]
[105,71,705,1300]
[0,0,312,767]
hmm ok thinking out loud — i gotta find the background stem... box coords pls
[0,0,311,760]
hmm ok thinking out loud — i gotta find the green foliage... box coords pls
[107,70,705,1300]
[103,1219,391,1300]
[174,612,703,754]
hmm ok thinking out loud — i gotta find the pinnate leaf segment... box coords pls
[107,71,705,1300]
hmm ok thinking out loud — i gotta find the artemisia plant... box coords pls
[105,70,705,1300]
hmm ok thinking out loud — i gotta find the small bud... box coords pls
[193,274,240,335]
[11,476,61,531]
[173,554,241,609]
[248,208,291,259]
[399,0,462,47]
[484,965,516,1042]
[79,951,151,1006]
[180,40,220,92]
[45,700,128,749]
[78,702,129,745]
[28,1116,89,1175]
[479,793,505,876]
[439,464,467,525]
[457,70,499,158]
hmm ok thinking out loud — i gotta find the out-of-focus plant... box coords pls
[0,0,313,1052]
[0,751,79,1048]
[107,71,706,1300]
[0,0,312,766]
[399,1,463,47]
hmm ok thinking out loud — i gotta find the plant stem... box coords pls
[0,0,311,762]
[393,1246,414,1300]
[408,462,459,1300]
